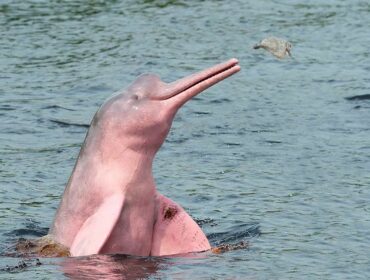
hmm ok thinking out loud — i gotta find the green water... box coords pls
[1,0,370,279]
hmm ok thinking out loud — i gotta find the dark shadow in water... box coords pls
[49,119,90,128]
[345,94,370,101]
[42,105,75,111]
[4,221,48,240]
[0,258,42,274]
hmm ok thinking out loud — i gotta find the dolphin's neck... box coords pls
[72,124,157,184]
[73,142,156,193]
[50,144,158,246]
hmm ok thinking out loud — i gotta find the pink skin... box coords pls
[49,59,240,257]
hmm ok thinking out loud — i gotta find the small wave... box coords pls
[49,119,90,128]
[207,223,260,246]
[345,94,370,101]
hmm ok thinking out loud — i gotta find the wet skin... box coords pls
[49,59,240,257]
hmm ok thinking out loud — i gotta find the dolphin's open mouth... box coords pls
[161,59,240,106]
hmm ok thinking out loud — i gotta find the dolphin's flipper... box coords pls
[150,194,211,256]
[70,194,124,256]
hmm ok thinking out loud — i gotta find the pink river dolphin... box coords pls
[49,58,240,257]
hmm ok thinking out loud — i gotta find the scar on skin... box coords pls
[163,206,178,220]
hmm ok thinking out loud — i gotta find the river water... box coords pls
[1,0,370,279]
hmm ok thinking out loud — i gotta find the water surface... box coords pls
[1,0,370,279]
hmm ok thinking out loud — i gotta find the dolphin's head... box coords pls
[89,59,240,156]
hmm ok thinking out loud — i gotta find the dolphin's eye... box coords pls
[131,94,139,100]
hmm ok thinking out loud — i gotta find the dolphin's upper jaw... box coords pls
[156,59,240,107]
[121,58,240,110]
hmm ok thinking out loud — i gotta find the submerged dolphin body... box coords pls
[49,59,240,257]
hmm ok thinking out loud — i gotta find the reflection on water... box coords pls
[61,254,165,280]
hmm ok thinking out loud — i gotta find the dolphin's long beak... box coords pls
[163,58,240,109]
